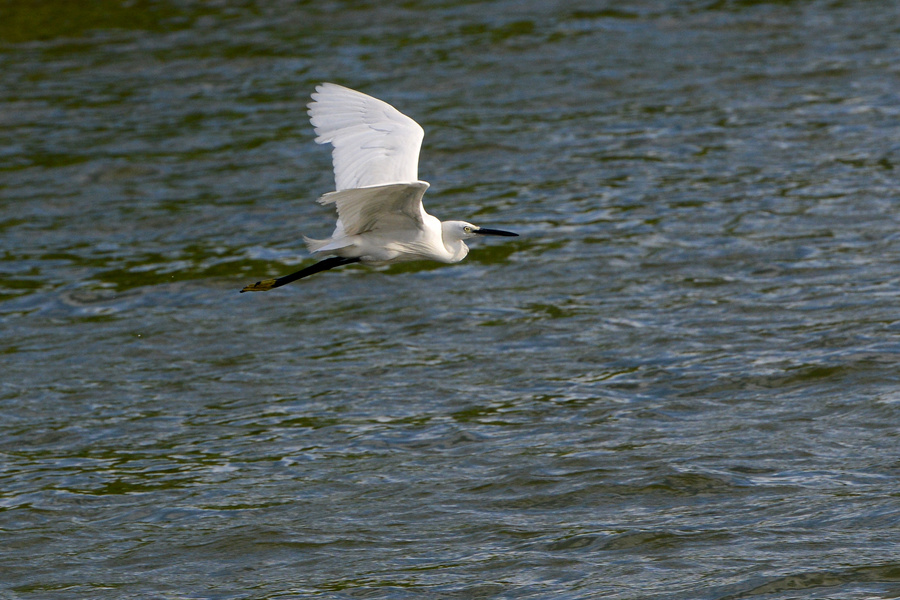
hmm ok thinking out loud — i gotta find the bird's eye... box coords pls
[464,226,472,233]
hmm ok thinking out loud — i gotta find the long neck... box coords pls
[440,222,470,263]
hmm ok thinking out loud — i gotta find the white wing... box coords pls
[308,83,425,191]
[320,182,430,236]
[304,182,430,254]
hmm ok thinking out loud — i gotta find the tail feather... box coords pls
[303,236,332,253]
[303,235,353,254]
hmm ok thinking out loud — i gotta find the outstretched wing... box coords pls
[317,181,430,237]
[308,83,425,191]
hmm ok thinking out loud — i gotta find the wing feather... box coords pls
[308,83,425,191]
[318,182,430,237]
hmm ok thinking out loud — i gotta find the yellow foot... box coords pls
[240,279,277,293]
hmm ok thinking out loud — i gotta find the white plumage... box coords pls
[308,82,424,191]
[241,83,517,293]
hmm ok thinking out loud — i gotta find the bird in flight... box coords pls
[241,83,518,293]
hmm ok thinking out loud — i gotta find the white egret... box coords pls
[241,83,518,292]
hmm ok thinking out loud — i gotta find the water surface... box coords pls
[2,1,900,598]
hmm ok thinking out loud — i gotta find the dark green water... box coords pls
[2,1,900,598]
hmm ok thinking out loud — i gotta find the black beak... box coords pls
[475,227,518,237]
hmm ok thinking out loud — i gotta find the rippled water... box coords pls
[3,1,900,598]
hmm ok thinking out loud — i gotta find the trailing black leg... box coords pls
[240,257,361,292]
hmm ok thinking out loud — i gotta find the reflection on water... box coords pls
[2,1,900,598]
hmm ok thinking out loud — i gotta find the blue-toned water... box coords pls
[2,1,900,598]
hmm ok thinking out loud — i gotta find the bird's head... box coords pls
[442,220,519,242]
